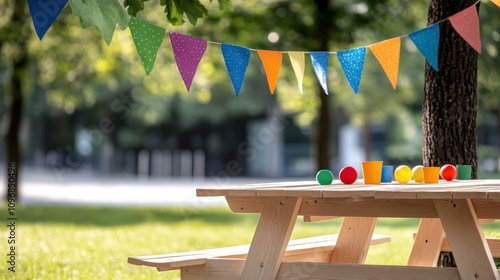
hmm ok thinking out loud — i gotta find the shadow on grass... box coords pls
[1,205,260,227]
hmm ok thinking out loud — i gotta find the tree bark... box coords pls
[313,0,332,170]
[422,0,479,267]
[3,1,28,202]
[422,0,479,177]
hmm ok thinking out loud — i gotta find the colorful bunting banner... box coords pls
[257,50,282,94]
[129,17,166,76]
[28,0,68,40]
[28,1,498,96]
[221,44,251,97]
[288,52,305,94]
[409,24,440,71]
[337,47,367,94]
[169,31,208,91]
[310,52,330,95]
[369,38,401,90]
[449,6,481,53]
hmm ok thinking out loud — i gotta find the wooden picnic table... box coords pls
[191,179,500,280]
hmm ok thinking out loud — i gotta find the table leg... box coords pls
[330,217,377,264]
[240,197,302,280]
[407,218,445,266]
[434,199,500,280]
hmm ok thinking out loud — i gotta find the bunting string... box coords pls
[30,0,496,96]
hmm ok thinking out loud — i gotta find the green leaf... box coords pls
[124,0,150,16]
[161,0,208,26]
[216,0,234,12]
[70,0,129,45]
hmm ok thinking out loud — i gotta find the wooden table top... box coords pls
[196,179,500,200]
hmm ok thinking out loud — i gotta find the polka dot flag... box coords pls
[221,44,251,97]
[369,37,401,90]
[449,6,481,54]
[409,24,440,71]
[129,16,166,75]
[169,31,208,92]
[338,47,366,94]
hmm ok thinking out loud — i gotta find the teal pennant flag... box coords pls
[310,52,330,95]
[337,47,366,94]
[409,24,440,71]
[221,44,251,97]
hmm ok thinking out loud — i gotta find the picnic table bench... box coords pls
[129,179,500,279]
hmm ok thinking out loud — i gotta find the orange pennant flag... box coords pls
[492,0,500,7]
[369,37,401,90]
[257,50,282,94]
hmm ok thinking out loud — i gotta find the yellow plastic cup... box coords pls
[361,161,383,184]
[423,167,440,184]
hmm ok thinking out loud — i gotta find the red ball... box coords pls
[339,166,358,184]
[440,164,457,181]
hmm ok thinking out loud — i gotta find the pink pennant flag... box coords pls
[449,6,481,53]
[169,31,208,92]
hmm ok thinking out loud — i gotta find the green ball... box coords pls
[316,169,334,185]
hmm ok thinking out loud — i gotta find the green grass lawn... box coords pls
[0,206,498,280]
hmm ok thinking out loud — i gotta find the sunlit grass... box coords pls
[0,206,498,279]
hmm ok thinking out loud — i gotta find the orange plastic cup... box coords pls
[423,167,440,184]
[361,161,383,184]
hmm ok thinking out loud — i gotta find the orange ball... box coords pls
[440,164,457,181]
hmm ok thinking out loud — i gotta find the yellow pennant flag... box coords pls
[287,52,305,94]
[369,37,401,90]
[492,0,500,7]
[257,50,282,94]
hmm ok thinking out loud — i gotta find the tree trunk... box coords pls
[313,0,332,171]
[422,0,479,267]
[422,0,478,176]
[3,1,27,202]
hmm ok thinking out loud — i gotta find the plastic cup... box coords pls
[456,165,472,180]
[423,167,440,184]
[361,161,383,184]
[381,165,393,183]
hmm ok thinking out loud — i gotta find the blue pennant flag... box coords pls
[337,47,366,94]
[221,44,251,97]
[310,52,330,95]
[409,24,440,71]
[28,0,68,40]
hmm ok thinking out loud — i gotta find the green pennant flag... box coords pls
[129,16,166,75]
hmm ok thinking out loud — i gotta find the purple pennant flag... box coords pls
[337,47,366,94]
[310,52,330,95]
[28,0,68,40]
[409,24,440,71]
[221,44,251,97]
[169,31,208,92]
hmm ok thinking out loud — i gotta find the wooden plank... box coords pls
[240,197,302,280]
[330,217,378,264]
[303,215,340,222]
[434,199,500,280]
[226,196,265,213]
[441,237,500,257]
[407,218,445,266]
[181,258,484,279]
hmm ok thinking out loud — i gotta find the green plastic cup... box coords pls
[456,165,472,180]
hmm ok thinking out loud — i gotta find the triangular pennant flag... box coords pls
[310,52,330,95]
[369,37,401,89]
[288,52,305,94]
[257,50,282,94]
[221,44,251,97]
[28,0,68,39]
[449,6,481,53]
[492,0,500,7]
[169,31,208,91]
[337,47,367,94]
[129,17,166,76]
[409,24,440,71]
